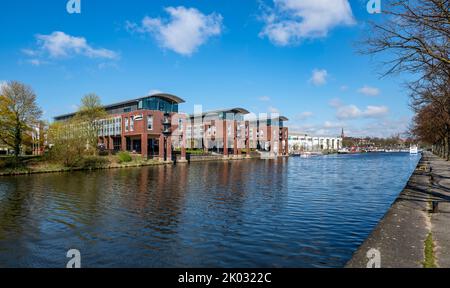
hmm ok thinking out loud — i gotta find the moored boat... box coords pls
[410,146,419,154]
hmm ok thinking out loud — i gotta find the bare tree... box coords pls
[362,0,449,78]
[360,0,450,159]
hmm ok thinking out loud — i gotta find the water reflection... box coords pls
[0,153,419,267]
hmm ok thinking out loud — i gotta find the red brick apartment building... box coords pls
[54,93,289,161]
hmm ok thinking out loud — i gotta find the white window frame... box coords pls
[147,115,153,131]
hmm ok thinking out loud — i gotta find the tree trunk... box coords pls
[14,125,21,159]
[447,132,450,161]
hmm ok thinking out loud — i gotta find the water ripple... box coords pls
[0,153,420,267]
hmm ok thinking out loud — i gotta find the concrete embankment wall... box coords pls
[346,153,432,268]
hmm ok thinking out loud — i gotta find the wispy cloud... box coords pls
[127,6,223,56]
[259,0,355,46]
[357,85,380,97]
[296,111,314,120]
[290,116,409,138]
[309,69,328,86]
[28,59,49,67]
[329,98,389,119]
[329,98,343,108]
[268,106,280,114]
[148,89,163,95]
[35,31,118,59]
[335,104,389,119]
[290,121,344,136]
[21,49,39,57]
[22,31,119,67]
[258,96,271,102]
[97,62,119,70]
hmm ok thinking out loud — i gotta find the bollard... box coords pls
[432,201,439,213]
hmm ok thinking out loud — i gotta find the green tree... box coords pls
[47,120,87,167]
[0,81,42,159]
[73,93,107,155]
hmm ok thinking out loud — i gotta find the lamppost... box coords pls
[162,112,171,161]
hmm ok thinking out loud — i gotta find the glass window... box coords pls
[130,116,134,131]
[125,118,129,132]
[147,115,153,130]
[140,97,179,113]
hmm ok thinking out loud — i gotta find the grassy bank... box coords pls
[0,152,258,176]
[0,154,166,176]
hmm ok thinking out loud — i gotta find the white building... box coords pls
[288,132,342,152]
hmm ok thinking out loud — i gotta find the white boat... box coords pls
[300,152,323,158]
[410,146,419,154]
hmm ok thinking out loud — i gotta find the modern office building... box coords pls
[246,116,289,156]
[54,93,290,161]
[288,132,342,152]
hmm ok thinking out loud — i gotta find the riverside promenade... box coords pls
[347,152,450,268]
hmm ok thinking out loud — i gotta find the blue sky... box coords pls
[0,0,413,137]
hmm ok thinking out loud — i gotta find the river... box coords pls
[0,153,420,267]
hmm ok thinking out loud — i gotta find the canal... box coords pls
[0,153,420,267]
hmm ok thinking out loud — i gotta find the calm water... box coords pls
[0,153,420,268]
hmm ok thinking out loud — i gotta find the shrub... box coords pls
[78,156,109,169]
[98,150,110,156]
[0,157,24,169]
[117,152,132,163]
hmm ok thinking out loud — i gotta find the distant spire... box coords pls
[341,128,345,138]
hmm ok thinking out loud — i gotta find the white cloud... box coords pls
[34,31,118,59]
[364,105,389,117]
[358,85,380,97]
[323,121,343,129]
[336,104,389,119]
[98,62,119,70]
[259,96,271,102]
[297,111,314,120]
[268,106,280,114]
[329,98,389,119]
[340,85,348,91]
[148,89,163,95]
[259,0,355,46]
[336,105,362,119]
[309,69,328,86]
[21,49,39,57]
[290,121,344,136]
[290,117,408,138]
[128,6,223,56]
[343,117,411,138]
[28,59,48,66]
[329,98,342,108]
[21,32,118,67]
